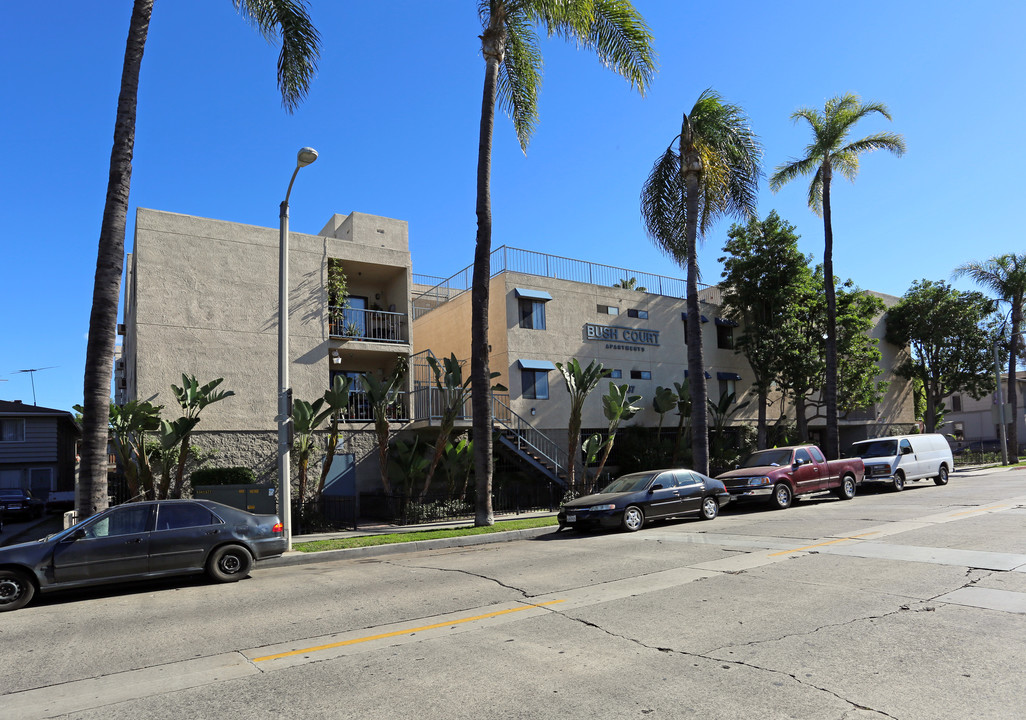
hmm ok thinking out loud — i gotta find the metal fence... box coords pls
[328,306,407,343]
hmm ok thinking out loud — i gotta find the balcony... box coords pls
[337,392,410,423]
[329,306,409,345]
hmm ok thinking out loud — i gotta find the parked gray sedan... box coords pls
[0,499,286,611]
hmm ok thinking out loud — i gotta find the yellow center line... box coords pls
[768,532,878,557]
[950,505,1008,517]
[252,600,566,663]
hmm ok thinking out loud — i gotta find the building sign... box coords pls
[584,323,660,351]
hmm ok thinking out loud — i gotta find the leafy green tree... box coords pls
[614,277,647,292]
[168,375,235,498]
[470,1,655,526]
[291,397,326,512]
[641,89,762,474]
[421,354,502,498]
[79,0,321,520]
[769,93,905,459]
[776,268,887,440]
[316,374,352,498]
[954,254,1026,462]
[651,386,676,437]
[556,359,608,492]
[719,211,811,448]
[886,280,998,433]
[592,382,642,484]
[670,381,691,465]
[362,357,409,494]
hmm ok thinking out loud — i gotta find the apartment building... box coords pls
[412,246,915,472]
[945,375,1026,451]
[121,208,413,492]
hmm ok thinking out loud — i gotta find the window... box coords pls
[627,309,648,319]
[718,379,736,403]
[521,370,549,400]
[716,323,733,349]
[809,447,825,463]
[83,505,152,539]
[597,304,619,315]
[518,299,546,330]
[609,369,622,379]
[674,470,700,486]
[630,370,651,380]
[1,419,25,442]
[155,503,219,531]
[794,448,812,465]
[951,395,962,412]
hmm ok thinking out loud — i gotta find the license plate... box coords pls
[566,514,576,523]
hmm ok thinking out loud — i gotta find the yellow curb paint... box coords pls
[252,600,566,663]
[768,532,878,558]
[949,505,1008,517]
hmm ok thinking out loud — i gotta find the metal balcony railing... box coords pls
[329,306,408,344]
[337,392,410,423]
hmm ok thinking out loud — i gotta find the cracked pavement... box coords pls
[4,466,1026,719]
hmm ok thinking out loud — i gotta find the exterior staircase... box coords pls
[492,396,568,489]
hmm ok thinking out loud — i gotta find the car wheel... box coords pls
[835,475,857,501]
[934,465,949,486]
[0,569,35,612]
[771,483,793,510]
[892,471,905,492]
[700,497,719,520]
[206,544,253,583]
[621,506,645,532]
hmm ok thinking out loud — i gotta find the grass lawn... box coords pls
[294,516,559,552]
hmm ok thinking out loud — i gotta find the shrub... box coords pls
[190,466,257,486]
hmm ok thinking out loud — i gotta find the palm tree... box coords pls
[169,375,235,498]
[769,93,905,459]
[79,0,320,520]
[641,89,762,475]
[592,382,642,484]
[954,253,1026,463]
[362,357,409,495]
[556,358,608,492]
[470,0,655,526]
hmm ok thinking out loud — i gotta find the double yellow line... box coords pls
[253,600,565,663]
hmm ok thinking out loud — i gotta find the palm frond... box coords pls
[498,15,543,151]
[807,164,825,215]
[580,0,656,95]
[831,149,860,182]
[640,144,685,261]
[234,0,320,113]
[838,131,907,158]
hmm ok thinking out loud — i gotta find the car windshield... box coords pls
[854,440,898,458]
[739,449,794,468]
[600,473,656,493]
[0,489,26,498]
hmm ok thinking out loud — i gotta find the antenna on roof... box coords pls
[12,367,58,406]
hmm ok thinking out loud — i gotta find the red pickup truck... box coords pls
[715,445,864,509]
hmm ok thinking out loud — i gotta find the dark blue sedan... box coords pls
[558,469,731,532]
[0,499,286,612]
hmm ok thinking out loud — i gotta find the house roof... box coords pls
[0,400,81,433]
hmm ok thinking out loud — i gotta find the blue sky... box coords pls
[2,1,1023,413]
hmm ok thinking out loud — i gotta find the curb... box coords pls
[261,524,560,567]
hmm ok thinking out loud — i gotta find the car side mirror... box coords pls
[649,484,664,492]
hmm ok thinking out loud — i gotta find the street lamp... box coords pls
[279,146,318,551]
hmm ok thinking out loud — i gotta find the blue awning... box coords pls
[717,372,742,381]
[515,288,553,301]
[682,313,709,323]
[518,359,557,371]
[715,317,738,327]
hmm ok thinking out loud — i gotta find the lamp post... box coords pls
[279,146,318,551]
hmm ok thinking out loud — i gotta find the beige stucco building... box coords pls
[122,208,413,493]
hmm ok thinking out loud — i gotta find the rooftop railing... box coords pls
[413,245,713,318]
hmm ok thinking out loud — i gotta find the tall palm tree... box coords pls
[470,0,655,526]
[79,0,321,520]
[769,93,905,460]
[954,253,1026,463]
[641,89,762,475]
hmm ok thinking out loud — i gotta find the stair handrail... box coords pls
[491,395,568,479]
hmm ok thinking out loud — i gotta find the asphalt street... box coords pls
[3,466,1026,719]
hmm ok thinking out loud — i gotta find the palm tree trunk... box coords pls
[756,385,768,449]
[821,162,840,460]
[682,136,709,475]
[1008,304,1021,462]
[471,33,502,527]
[80,0,153,520]
[794,394,809,441]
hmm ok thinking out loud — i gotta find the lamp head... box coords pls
[296,147,318,168]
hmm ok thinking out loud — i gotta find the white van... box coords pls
[850,434,953,491]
